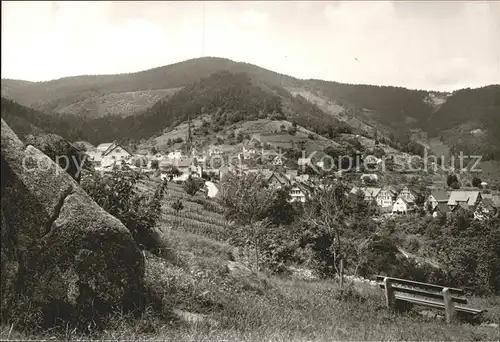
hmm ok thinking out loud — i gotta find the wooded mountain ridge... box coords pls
[2,57,499,156]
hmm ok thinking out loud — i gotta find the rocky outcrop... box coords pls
[23,133,87,183]
[0,119,145,329]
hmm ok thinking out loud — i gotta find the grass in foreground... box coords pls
[3,179,498,341]
[3,225,498,341]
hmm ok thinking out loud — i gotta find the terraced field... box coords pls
[137,178,232,242]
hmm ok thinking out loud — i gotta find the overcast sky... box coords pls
[2,1,499,91]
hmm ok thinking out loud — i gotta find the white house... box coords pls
[97,142,132,168]
[392,197,416,214]
[297,157,310,167]
[271,155,284,166]
[167,150,184,160]
[397,186,418,203]
[447,191,482,209]
[240,145,257,159]
[208,148,223,157]
[377,187,397,207]
[96,142,114,154]
[289,183,310,203]
[86,150,103,166]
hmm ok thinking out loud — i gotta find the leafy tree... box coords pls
[221,173,277,270]
[171,199,184,214]
[266,187,298,226]
[183,176,204,196]
[170,199,184,229]
[447,174,459,187]
[81,169,168,256]
[170,166,182,177]
[151,159,159,170]
[236,132,244,143]
[472,176,482,188]
[302,181,367,283]
[436,213,500,294]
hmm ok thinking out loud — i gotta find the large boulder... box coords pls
[23,133,88,183]
[0,119,145,329]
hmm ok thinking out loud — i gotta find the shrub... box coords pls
[81,169,169,257]
[183,176,204,196]
[151,159,159,170]
[472,176,482,188]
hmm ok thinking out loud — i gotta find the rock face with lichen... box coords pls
[0,119,145,329]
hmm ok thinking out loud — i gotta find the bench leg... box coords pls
[442,287,456,323]
[384,277,395,310]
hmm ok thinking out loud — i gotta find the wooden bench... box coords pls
[376,275,486,323]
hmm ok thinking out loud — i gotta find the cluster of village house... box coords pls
[83,141,499,218]
[84,141,311,202]
[349,186,498,219]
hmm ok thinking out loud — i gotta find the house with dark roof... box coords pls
[452,201,472,213]
[474,198,498,219]
[432,202,451,218]
[97,141,133,168]
[349,187,382,204]
[425,190,450,212]
[266,172,290,189]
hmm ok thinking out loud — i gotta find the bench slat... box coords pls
[394,295,486,315]
[379,283,468,305]
[376,275,464,294]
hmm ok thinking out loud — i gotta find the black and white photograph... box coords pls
[1,1,499,340]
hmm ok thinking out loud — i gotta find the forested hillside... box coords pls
[427,85,500,158]
[0,97,72,139]
[2,71,341,145]
[0,57,299,113]
[2,57,499,154]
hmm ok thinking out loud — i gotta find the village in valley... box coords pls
[80,120,500,222]
[1,2,499,340]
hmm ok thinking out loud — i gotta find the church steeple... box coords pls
[185,114,193,155]
[187,114,192,144]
